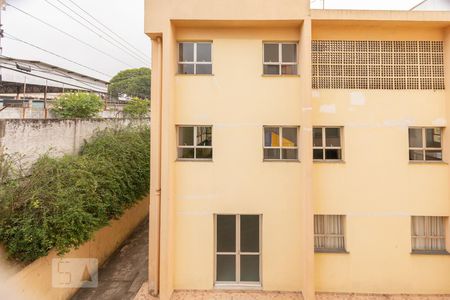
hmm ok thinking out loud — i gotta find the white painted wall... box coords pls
[0,118,149,166]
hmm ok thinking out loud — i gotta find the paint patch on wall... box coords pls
[350,92,365,106]
[312,90,320,98]
[383,119,414,128]
[320,104,336,114]
[432,118,447,127]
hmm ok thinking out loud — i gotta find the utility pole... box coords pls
[0,0,5,94]
[0,0,5,55]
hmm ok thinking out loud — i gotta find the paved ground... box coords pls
[134,285,450,300]
[134,285,304,300]
[72,217,148,300]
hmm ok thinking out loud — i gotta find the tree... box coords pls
[108,68,151,99]
[123,97,150,118]
[51,92,103,119]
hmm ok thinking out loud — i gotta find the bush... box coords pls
[51,92,104,119]
[0,127,150,262]
[123,97,150,118]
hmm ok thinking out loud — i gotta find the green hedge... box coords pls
[0,126,150,263]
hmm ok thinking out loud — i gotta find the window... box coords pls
[263,126,299,160]
[177,126,212,160]
[263,43,298,75]
[314,215,346,252]
[411,216,447,253]
[178,42,212,75]
[409,127,443,161]
[313,127,343,161]
[215,215,261,285]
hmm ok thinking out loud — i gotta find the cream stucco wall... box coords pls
[312,24,450,294]
[146,1,450,298]
[173,27,306,292]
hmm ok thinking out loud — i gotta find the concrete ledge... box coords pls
[0,196,150,300]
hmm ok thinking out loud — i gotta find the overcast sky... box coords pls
[4,0,150,81]
[3,0,428,82]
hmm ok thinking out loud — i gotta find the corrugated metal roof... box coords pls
[0,56,109,94]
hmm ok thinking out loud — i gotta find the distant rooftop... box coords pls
[310,0,450,11]
[0,56,109,95]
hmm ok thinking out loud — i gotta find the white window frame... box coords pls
[313,127,343,161]
[408,127,443,162]
[263,42,298,75]
[177,125,213,161]
[263,126,299,161]
[177,42,212,75]
[411,216,448,253]
[214,214,262,288]
[314,215,347,253]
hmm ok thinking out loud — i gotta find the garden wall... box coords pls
[0,107,123,119]
[0,195,149,300]
[0,118,149,165]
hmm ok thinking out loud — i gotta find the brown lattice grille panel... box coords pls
[312,40,445,90]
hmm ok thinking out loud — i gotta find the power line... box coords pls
[5,2,135,68]
[410,0,427,10]
[54,0,149,63]
[43,0,149,65]
[0,64,106,93]
[0,56,108,91]
[64,0,149,59]
[4,33,113,78]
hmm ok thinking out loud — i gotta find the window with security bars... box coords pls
[312,40,445,90]
[314,215,346,252]
[411,216,447,253]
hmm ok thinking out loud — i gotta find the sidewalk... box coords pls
[72,217,148,300]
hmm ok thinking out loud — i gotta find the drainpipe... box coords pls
[149,35,162,297]
[443,28,450,252]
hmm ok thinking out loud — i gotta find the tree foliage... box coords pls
[123,97,150,118]
[51,92,104,119]
[0,127,150,263]
[109,68,151,99]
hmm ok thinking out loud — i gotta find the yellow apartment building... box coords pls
[145,1,450,299]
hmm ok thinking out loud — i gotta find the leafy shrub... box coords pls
[0,127,150,262]
[123,97,150,118]
[51,92,104,119]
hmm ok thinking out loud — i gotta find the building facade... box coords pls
[145,1,450,299]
